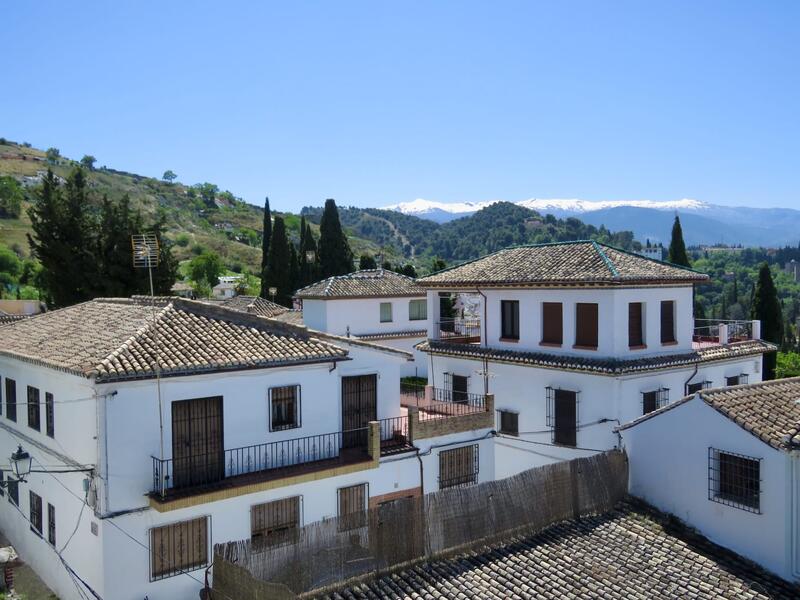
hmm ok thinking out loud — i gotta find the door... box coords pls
[341,375,377,448]
[171,397,224,489]
[553,390,577,447]
[452,375,469,404]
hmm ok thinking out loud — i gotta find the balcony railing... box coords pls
[151,427,369,498]
[423,387,487,420]
[434,319,481,344]
[693,319,756,345]
[378,416,410,453]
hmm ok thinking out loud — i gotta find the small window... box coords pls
[408,299,427,321]
[48,503,56,546]
[686,381,712,395]
[660,301,676,344]
[726,374,749,386]
[338,483,368,530]
[269,385,300,431]
[0,471,4,497]
[439,445,479,489]
[709,448,760,513]
[6,378,16,422]
[575,303,599,349]
[45,393,54,438]
[498,410,519,436]
[380,302,393,323]
[541,302,563,345]
[7,478,18,506]
[251,496,301,548]
[27,386,40,432]
[642,388,669,415]
[628,302,644,347]
[30,491,43,536]
[150,516,209,581]
[500,300,519,340]
[546,387,578,447]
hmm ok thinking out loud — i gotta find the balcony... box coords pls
[400,383,494,438]
[693,319,760,348]
[378,416,412,455]
[433,318,481,344]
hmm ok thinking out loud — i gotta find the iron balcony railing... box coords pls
[422,387,488,420]
[400,382,426,407]
[434,318,481,343]
[152,427,369,497]
[378,416,410,452]
[693,319,754,344]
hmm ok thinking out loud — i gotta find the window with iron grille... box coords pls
[7,478,18,506]
[269,385,300,431]
[686,380,712,395]
[726,374,749,386]
[27,386,40,431]
[409,299,427,321]
[251,496,301,548]
[642,388,669,415]
[45,392,54,438]
[708,448,761,513]
[439,445,479,489]
[498,410,519,436]
[380,302,393,323]
[628,302,644,347]
[660,300,676,344]
[541,302,563,345]
[6,378,16,422]
[29,491,42,536]
[500,300,519,340]
[337,483,368,531]
[150,516,209,581]
[546,387,578,447]
[47,503,56,546]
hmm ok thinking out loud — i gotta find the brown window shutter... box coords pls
[553,389,577,446]
[660,301,675,343]
[575,303,598,348]
[541,303,563,344]
[628,303,644,347]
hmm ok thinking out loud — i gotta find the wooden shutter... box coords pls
[27,386,40,431]
[151,517,208,580]
[499,410,518,436]
[628,303,644,347]
[45,393,54,438]
[338,483,367,530]
[553,389,577,446]
[48,503,56,546]
[6,378,16,422]
[660,301,675,343]
[575,303,598,348]
[541,303,563,345]
[642,391,658,415]
[501,300,519,340]
[251,496,300,546]
[171,397,224,488]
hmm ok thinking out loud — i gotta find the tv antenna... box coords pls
[131,234,166,496]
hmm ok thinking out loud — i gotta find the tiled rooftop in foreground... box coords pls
[313,501,799,600]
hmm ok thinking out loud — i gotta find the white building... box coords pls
[211,276,241,300]
[0,296,494,600]
[618,377,800,582]
[296,269,428,377]
[415,241,774,478]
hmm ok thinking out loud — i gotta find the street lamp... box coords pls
[268,287,277,302]
[305,250,315,263]
[1,446,32,486]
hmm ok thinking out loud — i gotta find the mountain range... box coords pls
[384,198,800,247]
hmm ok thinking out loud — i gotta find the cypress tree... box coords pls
[299,222,318,286]
[149,212,180,295]
[288,243,300,300]
[97,194,142,297]
[359,254,377,270]
[318,198,353,278]
[260,197,272,298]
[264,216,292,306]
[667,215,691,267]
[751,262,782,379]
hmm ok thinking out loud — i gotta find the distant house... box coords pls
[637,246,663,261]
[619,377,800,582]
[170,281,195,298]
[785,260,800,282]
[212,275,241,299]
[219,295,289,318]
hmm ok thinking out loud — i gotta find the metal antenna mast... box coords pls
[131,234,166,496]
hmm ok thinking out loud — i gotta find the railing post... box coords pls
[752,320,761,340]
[407,406,419,443]
[367,421,381,460]
[485,393,494,415]
[718,323,729,345]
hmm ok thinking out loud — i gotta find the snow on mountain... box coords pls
[383,198,500,216]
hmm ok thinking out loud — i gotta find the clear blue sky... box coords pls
[2,1,797,212]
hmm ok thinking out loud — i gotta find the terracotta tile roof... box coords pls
[0,312,30,326]
[357,329,427,341]
[418,339,774,376]
[0,297,348,382]
[271,309,304,326]
[220,295,290,318]
[418,241,708,288]
[296,269,423,299]
[314,501,797,600]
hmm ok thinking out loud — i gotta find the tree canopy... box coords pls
[667,215,691,267]
[751,262,782,380]
[318,198,353,278]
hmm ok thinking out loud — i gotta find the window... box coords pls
[541,302,563,345]
[379,302,393,323]
[30,491,42,536]
[47,503,56,546]
[660,301,676,344]
[150,516,209,581]
[6,378,16,422]
[251,496,301,548]
[338,483,368,530]
[450,374,469,403]
[45,393,54,438]
[709,448,760,513]
[628,302,644,347]
[642,388,669,415]
[439,445,479,489]
[726,374,749,386]
[409,299,427,321]
[546,387,578,447]
[500,300,519,340]
[0,471,3,497]
[27,386,40,432]
[575,303,599,349]
[686,381,712,395]
[7,478,18,506]
[498,410,519,436]
[269,385,300,431]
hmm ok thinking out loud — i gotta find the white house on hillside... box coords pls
[415,241,775,478]
[296,269,428,377]
[619,377,800,582]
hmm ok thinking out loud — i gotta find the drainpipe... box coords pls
[683,361,700,396]
[414,447,424,495]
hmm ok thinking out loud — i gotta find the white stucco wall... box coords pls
[303,297,427,338]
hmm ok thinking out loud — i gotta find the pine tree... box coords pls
[260,197,272,298]
[667,215,691,267]
[264,216,292,306]
[318,199,353,278]
[359,254,377,270]
[751,262,782,379]
[97,194,142,297]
